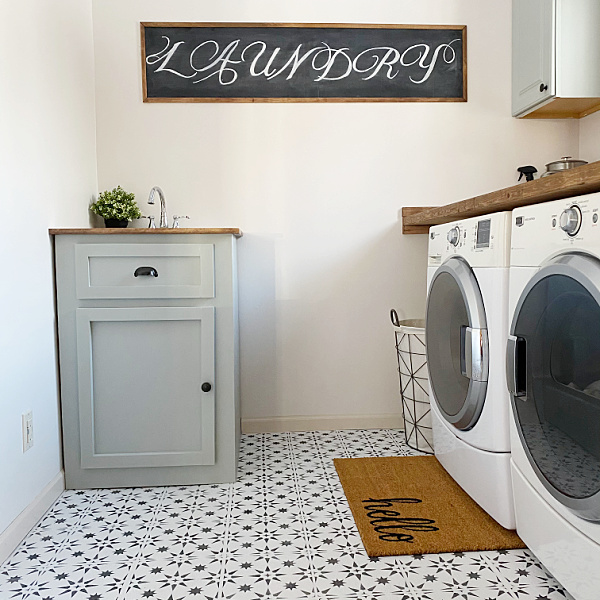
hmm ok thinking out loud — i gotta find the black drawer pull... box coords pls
[134,266,158,278]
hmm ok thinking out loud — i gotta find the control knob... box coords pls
[559,205,582,237]
[447,226,460,246]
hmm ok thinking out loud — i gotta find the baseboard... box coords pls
[0,471,65,564]
[241,414,404,434]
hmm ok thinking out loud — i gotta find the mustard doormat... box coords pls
[334,455,525,557]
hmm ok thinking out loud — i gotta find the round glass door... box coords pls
[426,257,489,430]
[510,252,600,521]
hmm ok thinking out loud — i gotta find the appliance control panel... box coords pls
[511,192,600,266]
[428,211,511,268]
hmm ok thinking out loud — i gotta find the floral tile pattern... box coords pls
[0,430,571,599]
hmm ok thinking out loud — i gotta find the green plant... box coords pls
[90,186,142,221]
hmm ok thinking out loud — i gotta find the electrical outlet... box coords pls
[22,411,33,452]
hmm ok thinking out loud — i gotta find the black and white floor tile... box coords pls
[0,430,572,599]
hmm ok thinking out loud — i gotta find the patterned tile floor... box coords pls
[0,430,572,600]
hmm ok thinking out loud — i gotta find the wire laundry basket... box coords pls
[390,309,434,454]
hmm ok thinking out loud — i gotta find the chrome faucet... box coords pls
[147,186,167,228]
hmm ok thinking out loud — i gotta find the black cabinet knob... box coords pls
[539,83,548,92]
[201,382,212,392]
[134,266,158,277]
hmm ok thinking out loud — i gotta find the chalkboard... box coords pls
[141,23,467,103]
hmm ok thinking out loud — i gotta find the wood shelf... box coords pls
[402,160,600,234]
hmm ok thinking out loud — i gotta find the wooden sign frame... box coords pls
[141,22,467,103]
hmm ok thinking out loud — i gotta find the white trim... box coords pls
[0,472,65,564]
[241,414,403,434]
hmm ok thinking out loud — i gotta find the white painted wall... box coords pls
[579,111,600,162]
[0,0,97,536]
[92,0,579,426]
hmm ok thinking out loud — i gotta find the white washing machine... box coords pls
[508,195,600,600]
[426,211,515,529]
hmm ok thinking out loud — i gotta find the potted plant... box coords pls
[90,186,142,228]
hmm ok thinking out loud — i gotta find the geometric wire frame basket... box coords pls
[390,310,434,454]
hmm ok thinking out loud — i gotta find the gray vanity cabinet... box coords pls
[53,232,240,489]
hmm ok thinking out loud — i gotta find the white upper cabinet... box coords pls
[512,0,554,115]
[512,0,600,119]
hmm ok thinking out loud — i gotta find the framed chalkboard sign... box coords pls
[141,22,467,103]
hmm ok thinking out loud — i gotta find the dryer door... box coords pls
[426,256,489,431]
[508,252,600,521]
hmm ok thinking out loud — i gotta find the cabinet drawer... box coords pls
[75,244,214,299]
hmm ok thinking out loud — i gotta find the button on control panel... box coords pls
[559,205,582,237]
[447,226,460,246]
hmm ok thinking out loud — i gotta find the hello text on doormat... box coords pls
[362,497,439,543]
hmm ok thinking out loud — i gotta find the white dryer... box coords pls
[508,195,600,600]
[426,211,515,529]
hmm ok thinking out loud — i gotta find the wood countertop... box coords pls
[402,160,600,234]
[49,227,243,237]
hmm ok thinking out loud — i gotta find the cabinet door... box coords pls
[512,0,555,116]
[75,306,215,469]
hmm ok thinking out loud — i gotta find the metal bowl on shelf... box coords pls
[540,156,588,177]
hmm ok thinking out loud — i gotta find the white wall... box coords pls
[0,0,97,536]
[92,0,579,426]
[579,111,600,162]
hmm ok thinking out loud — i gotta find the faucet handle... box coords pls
[141,215,156,228]
[172,215,190,228]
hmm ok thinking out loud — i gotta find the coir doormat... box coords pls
[334,455,525,557]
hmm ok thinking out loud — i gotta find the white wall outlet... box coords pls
[22,411,34,452]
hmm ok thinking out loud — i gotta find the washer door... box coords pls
[426,256,489,431]
[507,252,600,521]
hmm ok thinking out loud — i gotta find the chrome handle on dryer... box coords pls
[507,335,526,398]
[461,326,489,382]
